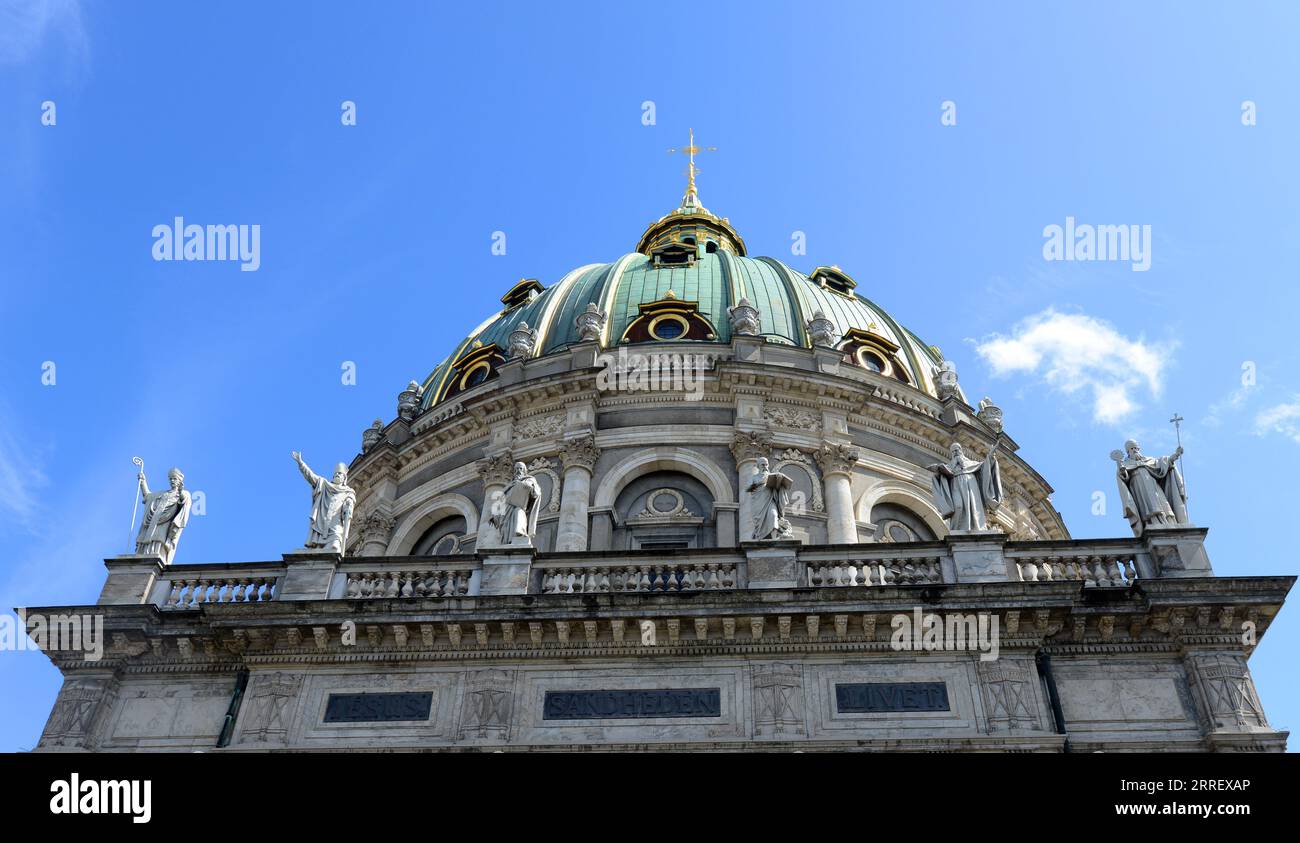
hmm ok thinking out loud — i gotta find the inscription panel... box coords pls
[323,692,433,723]
[543,688,722,720]
[835,682,950,713]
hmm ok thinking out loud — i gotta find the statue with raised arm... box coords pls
[489,461,542,547]
[292,452,356,554]
[1112,439,1188,537]
[928,441,1003,532]
[135,466,192,564]
[745,457,794,540]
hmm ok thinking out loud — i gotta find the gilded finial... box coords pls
[668,128,716,211]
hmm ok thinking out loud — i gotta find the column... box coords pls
[731,431,773,542]
[355,452,398,555]
[816,443,859,545]
[556,435,600,552]
[475,453,514,550]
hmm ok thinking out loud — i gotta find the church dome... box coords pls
[419,234,953,411]
[351,149,1066,553]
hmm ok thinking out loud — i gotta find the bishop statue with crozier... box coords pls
[135,466,192,564]
[1112,439,1189,536]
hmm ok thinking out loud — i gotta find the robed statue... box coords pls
[1112,439,1188,536]
[489,461,542,547]
[135,466,192,564]
[292,452,356,554]
[928,441,1003,532]
[746,457,794,540]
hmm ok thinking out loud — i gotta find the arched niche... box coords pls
[411,514,468,556]
[869,502,937,543]
[615,470,715,550]
[387,493,480,556]
[856,481,948,540]
[592,446,734,509]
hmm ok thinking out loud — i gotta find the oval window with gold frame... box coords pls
[649,313,689,341]
[459,361,492,390]
[855,347,888,374]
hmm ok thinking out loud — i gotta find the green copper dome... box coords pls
[419,192,949,409]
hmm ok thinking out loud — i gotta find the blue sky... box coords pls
[1,0,1298,751]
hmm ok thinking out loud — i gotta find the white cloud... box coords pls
[974,308,1174,425]
[1254,400,1300,444]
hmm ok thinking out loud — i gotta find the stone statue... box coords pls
[728,297,761,336]
[1112,439,1188,536]
[805,310,838,348]
[508,322,537,359]
[929,441,1003,531]
[489,461,542,547]
[292,452,356,554]
[746,457,794,540]
[135,466,192,564]
[575,303,606,343]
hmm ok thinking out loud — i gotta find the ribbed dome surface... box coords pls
[419,250,948,409]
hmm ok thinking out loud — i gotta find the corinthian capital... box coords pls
[475,453,515,487]
[560,435,601,472]
[730,431,773,464]
[816,443,859,477]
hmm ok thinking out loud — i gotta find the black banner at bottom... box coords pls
[1,751,1291,829]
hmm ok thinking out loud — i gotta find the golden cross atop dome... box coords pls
[667,128,716,210]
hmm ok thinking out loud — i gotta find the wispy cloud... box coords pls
[0,411,47,532]
[974,308,1175,425]
[1254,399,1300,445]
[1205,384,1256,427]
[0,0,88,67]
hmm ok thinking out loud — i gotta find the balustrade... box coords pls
[538,562,737,594]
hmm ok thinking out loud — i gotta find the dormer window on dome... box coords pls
[839,326,910,384]
[439,340,505,401]
[620,291,717,343]
[500,278,544,310]
[650,240,697,268]
[810,265,858,297]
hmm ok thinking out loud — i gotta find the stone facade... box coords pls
[26,281,1293,753]
[30,530,1291,752]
